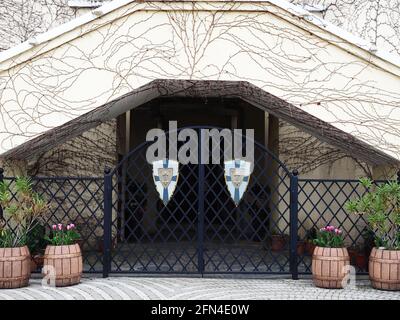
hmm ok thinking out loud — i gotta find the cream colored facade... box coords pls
[0,0,400,246]
[1,1,400,174]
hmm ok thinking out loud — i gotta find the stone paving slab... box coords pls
[0,277,399,300]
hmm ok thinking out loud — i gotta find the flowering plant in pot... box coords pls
[346,178,400,290]
[43,223,82,287]
[311,225,350,289]
[0,177,48,288]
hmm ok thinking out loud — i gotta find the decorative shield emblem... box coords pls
[152,159,179,205]
[224,159,252,206]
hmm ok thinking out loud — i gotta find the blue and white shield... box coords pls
[152,159,179,205]
[224,159,252,206]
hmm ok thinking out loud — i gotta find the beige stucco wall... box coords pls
[278,120,396,242]
[0,1,399,251]
[26,120,116,176]
[0,1,400,161]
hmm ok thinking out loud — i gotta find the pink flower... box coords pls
[70,223,75,229]
[66,225,71,231]
[326,226,335,232]
[58,223,63,231]
[52,224,57,230]
[335,229,342,234]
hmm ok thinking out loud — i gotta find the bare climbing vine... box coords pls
[0,1,399,179]
[293,0,400,56]
[0,0,79,51]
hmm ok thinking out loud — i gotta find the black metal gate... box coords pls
[103,127,298,277]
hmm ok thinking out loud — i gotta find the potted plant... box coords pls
[0,177,48,288]
[355,249,368,270]
[348,244,368,271]
[312,225,350,289]
[346,178,400,290]
[270,233,287,252]
[347,246,357,265]
[296,236,306,256]
[361,227,375,270]
[97,236,117,253]
[305,227,317,256]
[26,223,47,272]
[43,223,82,287]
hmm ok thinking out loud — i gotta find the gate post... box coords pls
[289,169,299,280]
[103,167,112,278]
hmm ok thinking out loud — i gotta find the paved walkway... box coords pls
[0,277,399,300]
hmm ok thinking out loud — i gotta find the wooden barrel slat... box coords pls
[0,246,31,289]
[312,246,350,289]
[43,244,82,287]
[369,247,400,291]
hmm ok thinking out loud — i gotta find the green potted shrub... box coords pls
[346,178,400,290]
[311,225,350,289]
[0,177,48,288]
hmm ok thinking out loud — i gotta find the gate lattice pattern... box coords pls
[0,164,394,276]
[104,127,293,274]
[0,175,104,273]
[109,143,200,273]
[297,179,381,274]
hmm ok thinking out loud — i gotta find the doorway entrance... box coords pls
[108,126,292,274]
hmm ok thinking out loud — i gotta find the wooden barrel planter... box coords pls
[369,247,400,291]
[43,244,83,287]
[312,246,350,289]
[0,246,31,289]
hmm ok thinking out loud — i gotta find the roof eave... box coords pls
[1,79,397,167]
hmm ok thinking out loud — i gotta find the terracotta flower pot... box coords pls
[30,257,37,273]
[348,247,357,265]
[271,235,287,252]
[0,246,31,289]
[30,254,45,272]
[97,237,117,253]
[43,244,82,287]
[369,247,400,291]
[305,241,316,256]
[312,246,350,289]
[355,252,368,270]
[297,241,306,256]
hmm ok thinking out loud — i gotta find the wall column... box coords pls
[266,114,280,234]
[120,111,131,241]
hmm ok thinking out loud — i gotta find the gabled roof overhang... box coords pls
[2,79,397,166]
[0,0,399,163]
